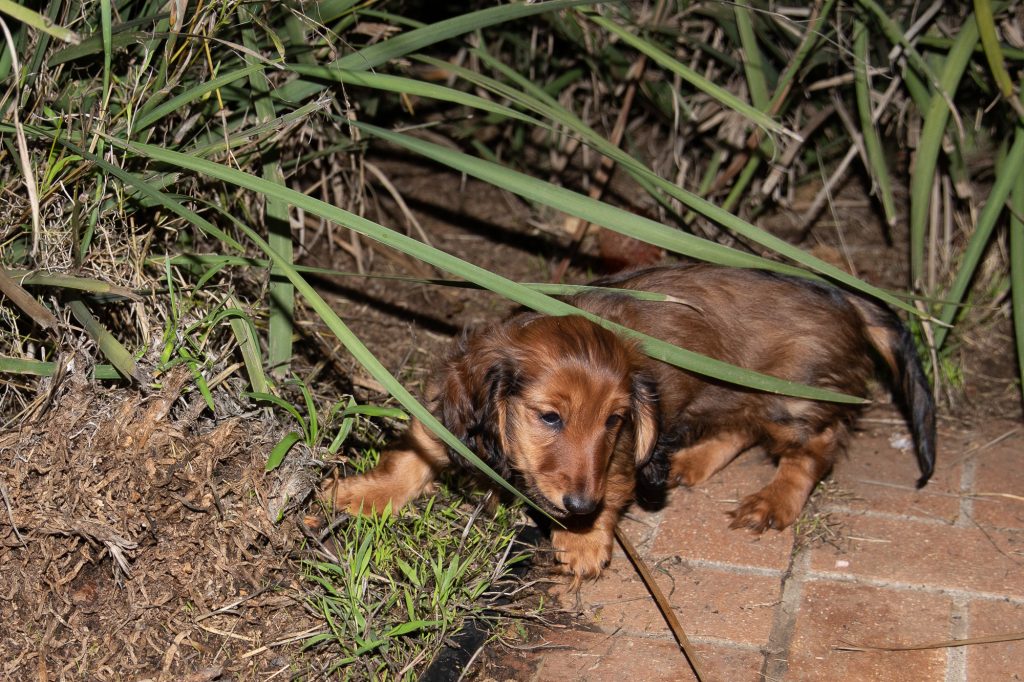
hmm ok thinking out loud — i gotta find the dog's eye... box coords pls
[539,411,563,427]
[605,414,623,429]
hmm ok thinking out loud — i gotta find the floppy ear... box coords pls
[630,372,659,466]
[434,331,520,474]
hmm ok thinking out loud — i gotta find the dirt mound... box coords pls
[0,364,320,680]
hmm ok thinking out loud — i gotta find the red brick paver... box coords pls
[490,412,1024,682]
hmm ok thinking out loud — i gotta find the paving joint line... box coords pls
[822,505,959,527]
[803,570,1024,603]
[760,544,809,681]
[955,455,977,529]
[945,595,969,682]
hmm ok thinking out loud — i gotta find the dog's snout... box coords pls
[562,493,598,516]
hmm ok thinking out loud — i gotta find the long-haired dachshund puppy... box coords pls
[323,263,936,580]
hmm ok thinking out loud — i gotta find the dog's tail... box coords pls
[846,295,936,487]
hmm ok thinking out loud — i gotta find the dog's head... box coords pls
[434,314,658,519]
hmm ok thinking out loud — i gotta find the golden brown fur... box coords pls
[323,263,936,579]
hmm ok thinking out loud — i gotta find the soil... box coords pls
[1,146,1019,681]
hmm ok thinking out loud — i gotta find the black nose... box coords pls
[562,494,598,515]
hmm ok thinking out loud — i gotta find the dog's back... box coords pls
[569,264,935,526]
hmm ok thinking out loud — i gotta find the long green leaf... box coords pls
[227,295,268,395]
[100,0,111,110]
[6,268,141,300]
[68,299,140,382]
[974,0,1016,102]
[588,12,796,140]
[0,0,80,43]
[284,64,541,125]
[274,0,600,102]
[906,15,978,286]
[358,120,920,316]
[156,254,711,304]
[854,17,897,229]
[357,118,791,274]
[733,1,770,112]
[267,431,302,472]
[110,134,861,403]
[243,17,293,378]
[934,120,1024,349]
[1011,155,1024,397]
[131,63,266,134]
[432,48,919,316]
[0,356,122,380]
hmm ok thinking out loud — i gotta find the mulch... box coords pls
[0,361,325,680]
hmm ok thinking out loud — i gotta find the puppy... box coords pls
[324,313,658,579]
[323,263,936,578]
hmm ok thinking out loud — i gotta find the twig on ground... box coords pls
[835,631,1024,652]
[614,526,706,682]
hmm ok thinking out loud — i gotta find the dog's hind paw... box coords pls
[727,488,802,533]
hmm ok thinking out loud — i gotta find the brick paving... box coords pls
[489,409,1024,681]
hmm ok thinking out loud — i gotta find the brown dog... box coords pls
[323,264,936,579]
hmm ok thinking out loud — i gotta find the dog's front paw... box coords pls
[550,527,613,583]
[322,475,409,516]
[670,453,716,487]
[728,487,802,533]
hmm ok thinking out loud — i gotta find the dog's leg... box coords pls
[668,431,752,488]
[728,425,839,532]
[550,466,633,583]
[323,419,449,515]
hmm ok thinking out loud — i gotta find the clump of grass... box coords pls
[304,457,527,680]
[792,479,853,552]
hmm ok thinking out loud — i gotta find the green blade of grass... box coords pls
[587,11,798,141]
[155,253,711,305]
[131,63,266,134]
[248,391,307,433]
[68,299,140,382]
[0,356,122,380]
[284,64,542,126]
[973,0,1016,102]
[934,118,1024,349]
[854,17,897,228]
[0,0,80,43]
[356,116,792,274]
[226,295,268,395]
[188,98,330,159]
[46,13,161,65]
[907,13,978,287]
[357,119,920,317]
[267,431,302,472]
[1011,154,1024,397]
[274,0,600,103]
[243,17,293,379]
[0,268,60,330]
[733,1,770,112]
[100,0,111,112]
[5,268,142,300]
